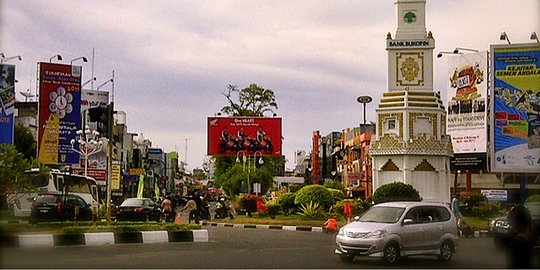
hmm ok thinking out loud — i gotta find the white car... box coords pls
[335,201,459,264]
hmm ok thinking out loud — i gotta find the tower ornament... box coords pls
[400,57,420,82]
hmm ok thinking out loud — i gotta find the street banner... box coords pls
[490,44,540,172]
[207,116,282,156]
[446,51,488,154]
[154,181,160,199]
[37,63,82,164]
[0,64,16,144]
[111,163,121,190]
[137,175,144,198]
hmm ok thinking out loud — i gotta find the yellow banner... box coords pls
[111,164,121,190]
[129,168,145,175]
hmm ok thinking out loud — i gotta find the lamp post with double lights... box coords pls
[70,126,104,177]
[0,54,22,63]
[236,150,264,194]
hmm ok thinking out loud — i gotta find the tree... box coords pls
[213,83,281,196]
[0,145,46,209]
[220,84,278,116]
[14,124,36,160]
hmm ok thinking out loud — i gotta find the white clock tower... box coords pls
[370,0,453,202]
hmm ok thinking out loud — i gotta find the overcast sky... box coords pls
[1,0,538,171]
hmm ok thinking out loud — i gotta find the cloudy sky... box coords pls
[1,0,538,171]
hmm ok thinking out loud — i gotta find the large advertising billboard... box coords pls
[37,63,82,165]
[207,116,282,156]
[490,44,540,173]
[445,51,489,171]
[75,89,109,182]
[0,64,16,144]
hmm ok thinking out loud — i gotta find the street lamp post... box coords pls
[70,126,103,177]
[236,150,264,194]
[0,54,22,63]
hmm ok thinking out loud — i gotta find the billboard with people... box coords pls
[445,51,489,171]
[490,44,540,173]
[207,116,282,156]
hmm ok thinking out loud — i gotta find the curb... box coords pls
[201,221,490,238]
[201,221,324,233]
[0,229,208,248]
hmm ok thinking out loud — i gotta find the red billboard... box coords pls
[37,62,82,165]
[207,116,282,156]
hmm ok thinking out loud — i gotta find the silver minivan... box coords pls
[335,201,459,264]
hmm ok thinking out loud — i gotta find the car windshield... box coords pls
[120,198,145,207]
[358,206,405,223]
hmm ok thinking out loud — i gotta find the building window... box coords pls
[383,118,399,135]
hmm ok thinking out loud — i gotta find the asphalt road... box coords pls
[1,226,510,269]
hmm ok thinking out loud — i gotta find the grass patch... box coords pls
[462,216,489,231]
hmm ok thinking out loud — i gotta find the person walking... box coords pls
[451,193,462,222]
[343,200,352,223]
[160,196,173,222]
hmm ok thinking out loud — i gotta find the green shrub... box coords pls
[472,201,503,218]
[297,201,326,220]
[294,185,335,210]
[288,184,304,193]
[372,182,422,204]
[326,188,345,202]
[265,200,281,219]
[276,192,297,215]
[526,194,540,202]
[323,180,345,191]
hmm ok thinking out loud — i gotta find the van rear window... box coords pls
[35,195,59,204]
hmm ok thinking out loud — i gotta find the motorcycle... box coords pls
[178,195,210,220]
[214,197,235,219]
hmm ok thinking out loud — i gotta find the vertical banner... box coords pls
[491,44,540,172]
[445,51,488,171]
[79,90,109,181]
[0,64,16,144]
[137,175,145,198]
[111,163,121,190]
[37,63,82,164]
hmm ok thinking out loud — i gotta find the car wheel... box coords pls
[438,241,453,261]
[382,242,400,265]
[339,254,354,262]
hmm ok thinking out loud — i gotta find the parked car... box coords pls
[488,201,540,249]
[335,201,459,265]
[29,192,93,223]
[115,198,161,222]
